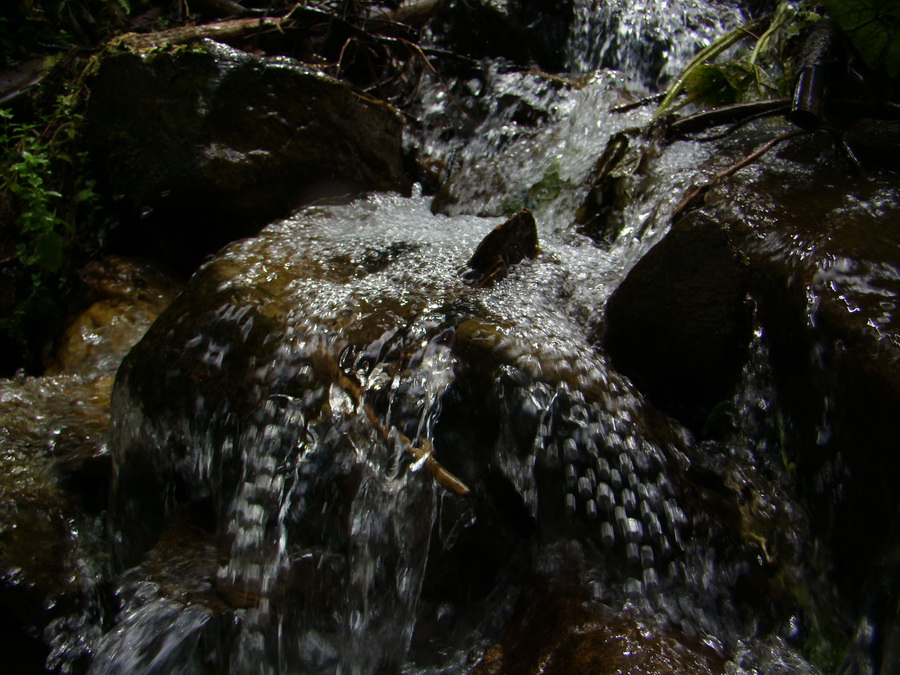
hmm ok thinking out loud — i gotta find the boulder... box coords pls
[601,210,752,430]
[708,146,900,603]
[86,39,411,272]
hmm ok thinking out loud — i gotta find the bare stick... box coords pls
[672,128,806,221]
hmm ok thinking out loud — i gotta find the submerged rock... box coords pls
[697,129,900,661]
[601,210,752,430]
[474,587,725,674]
[86,39,411,272]
[47,256,181,376]
[105,192,826,673]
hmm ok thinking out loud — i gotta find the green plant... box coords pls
[0,83,106,350]
[822,0,900,77]
[656,1,820,117]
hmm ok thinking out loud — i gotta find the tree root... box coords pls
[665,98,791,140]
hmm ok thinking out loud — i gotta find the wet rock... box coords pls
[106,192,831,672]
[0,256,179,671]
[86,40,411,273]
[0,371,113,672]
[708,156,900,603]
[601,210,752,430]
[473,588,725,674]
[843,119,900,172]
[575,132,633,246]
[463,209,540,286]
[46,256,181,376]
[108,194,725,671]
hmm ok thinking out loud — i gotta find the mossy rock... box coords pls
[86,40,411,272]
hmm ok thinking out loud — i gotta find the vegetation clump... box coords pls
[0,76,107,369]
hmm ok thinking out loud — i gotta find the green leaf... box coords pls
[823,0,900,77]
[655,16,768,117]
[683,64,740,108]
[34,230,64,273]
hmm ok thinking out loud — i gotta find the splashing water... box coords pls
[34,0,876,673]
[92,172,828,672]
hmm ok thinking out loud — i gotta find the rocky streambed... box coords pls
[1,1,899,673]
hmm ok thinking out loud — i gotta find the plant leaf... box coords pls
[823,0,900,77]
[655,16,767,117]
[34,230,64,273]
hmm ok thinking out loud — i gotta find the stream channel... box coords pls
[2,0,899,673]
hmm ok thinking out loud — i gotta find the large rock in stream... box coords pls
[86,38,411,271]
[602,210,752,431]
[704,132,900,608]
[599,127,900,668]
[105,193,829,672]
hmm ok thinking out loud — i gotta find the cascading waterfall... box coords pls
[74,1,857,673]
[565,0,746,86]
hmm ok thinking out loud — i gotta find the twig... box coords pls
[671,128,807,221]
[328,354,472,496]
[387,35,474,122]
[609,92,666,114]
[666,98,790,139]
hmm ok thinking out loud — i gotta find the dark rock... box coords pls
[575,132,632,246]
[429,0,575,72]
[844,119,900,172]
[0,371,114,672]
[463,209,540,286]
[86,40,411,273]
[108,197,725,670]
[474,587,725,674]
[601,210,752,430]
[46,256,181,376]
[430,0,530,66]
[710,159,900,605]
[0,256,179,668]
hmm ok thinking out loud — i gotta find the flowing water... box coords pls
[9,0,897,672]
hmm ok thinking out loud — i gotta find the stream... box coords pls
[2,0,899,673]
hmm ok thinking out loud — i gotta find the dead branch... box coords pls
[671,128,807,221]
[328,353,472,497]
[666,98,791,139]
